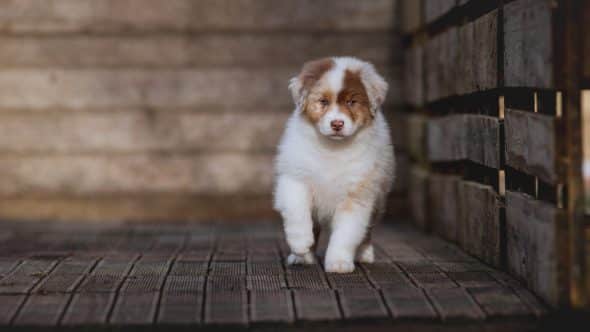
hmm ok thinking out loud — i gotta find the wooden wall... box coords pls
[0,0,404,222]
[400,0,577,306]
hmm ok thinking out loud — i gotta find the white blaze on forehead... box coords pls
[322,63,345,94]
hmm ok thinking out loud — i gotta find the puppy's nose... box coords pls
[330,119,344,131]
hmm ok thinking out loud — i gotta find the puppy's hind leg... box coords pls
[356,234,375,263]
[274,175,316,265]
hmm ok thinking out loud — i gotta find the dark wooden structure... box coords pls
[401,0,589,308]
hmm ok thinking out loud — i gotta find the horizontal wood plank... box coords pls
[424,0,456,23]
[293,289,341,321]
[157,292,203,325]
[458,181,502,267]
[503,0,553,88]
[0,34,395,68]
[427,288,485,319]
[401,0,422,33]
[429,173,461,242]
[428,114,500,168]
[0,153,273,195]
[505,191,563,305]
[13,293,71,326]
[505,109,557,183]
[0,0,396,33]
[381,286,438,319]
[109,292,159,325]
[404,46,423,106]
[62,293,115,325]
[0,194,276,223]
[409,166,430,231]
[0,112,286,154]
[250,290,294,323]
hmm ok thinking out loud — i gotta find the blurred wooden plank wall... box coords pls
[0,0,405,222]
[401,0,588,307]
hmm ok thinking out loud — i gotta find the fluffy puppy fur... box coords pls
[274,57,395,273]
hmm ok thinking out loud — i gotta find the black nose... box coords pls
[331,120,344,131]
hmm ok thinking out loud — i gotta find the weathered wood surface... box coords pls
[428,114,501,168]
[408,114,428,162]
[0,221,544,329]
[586,4,590,81]
[503,0,553,88]
[401,0,422,33]
[424,0,457,24]
[505,191,563,306]
[0,154,273,195]
[0,0,397,33]
[458,181,503,267]
[429,173,461,242]
[426,10,497,100]
[505,109,557,184]
[0,112,287,154]
[404,46,424,107]
[473,9,499,92]
[409,166,430,231]
[0,34,395,68]
[425,28,458,101]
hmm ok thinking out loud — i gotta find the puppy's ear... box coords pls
[360,64,388,114]
[289,58,334,108]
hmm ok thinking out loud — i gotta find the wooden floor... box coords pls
[0,221,547,331]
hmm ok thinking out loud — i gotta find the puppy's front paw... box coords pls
[287,252,316,265]
[324,259,355,273]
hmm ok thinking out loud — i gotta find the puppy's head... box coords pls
[289,57,388,140]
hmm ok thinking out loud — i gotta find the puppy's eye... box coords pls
[319,98,329,107]
[347,100,357,107]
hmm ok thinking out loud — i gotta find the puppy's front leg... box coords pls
[324,202,372,273]
[274,175,316,265]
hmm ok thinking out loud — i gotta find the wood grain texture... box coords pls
[409,166,430,231]
[0,111,286,154]
[424,0,457,23]
[458,181,502,267]
[0,34,395,68]
[404,46,424,106]
[427,287,485,319]
[293,290,341,321]
[0,194,276,223]
[0,222,545,328]
[407,114,428,162]
[504,0,553,88]
[505,191,563,306]
[505,109,557,184]
[13,293,71,326]
[426,10,497,100]
[250,290,294,323]
[428,114,500,168]
[473,10,499,91]
[402,0,422,33]
[62,293,115,325]
[109,292,160,325]
[0,0,396,33]
[429,173,461,242]
[0,153,273,195]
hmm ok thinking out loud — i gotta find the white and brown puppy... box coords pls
[274,57,395,273]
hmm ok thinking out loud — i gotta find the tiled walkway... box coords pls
[0,221,546,331]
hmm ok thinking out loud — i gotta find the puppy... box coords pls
[274,57,395,273]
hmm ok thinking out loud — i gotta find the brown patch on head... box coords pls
[295,58,335,124]
[299,58,334,92]
[337,70,372,126]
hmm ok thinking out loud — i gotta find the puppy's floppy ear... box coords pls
[360,63,388,114]
[289,57,334,108]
